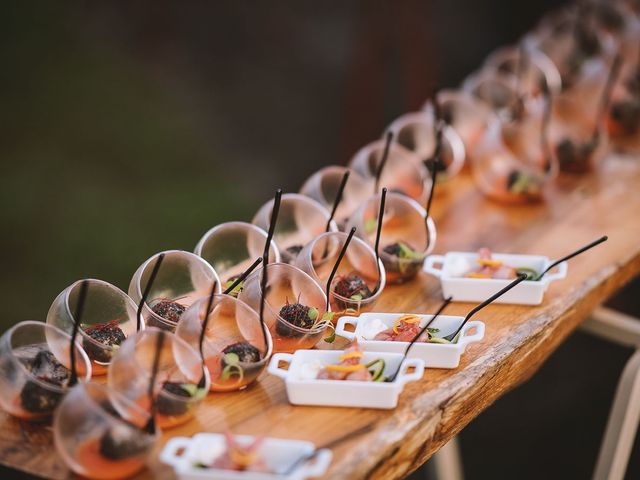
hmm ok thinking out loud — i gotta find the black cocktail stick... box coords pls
[324,227,356,311]
[68,280,89,387]
[444,274,528,342]
[374,132,394,193]
[197,280,219,389]
[326,170,350,232]
[537,235,608,280]
[424,122,441,251]
[136,253,165,332]
[144,330,165,434]
[258,189,282,359]
[281,423,375,476]
[373,188,387,294]
[223,258,263,295]
[593,54,622,142]
[540,81,554,174]
[387,296,452,383]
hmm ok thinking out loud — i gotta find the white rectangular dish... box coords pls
[267,350,424,409]
[423,252,568,305]
[160,433,332,480]
[335,313,484,369]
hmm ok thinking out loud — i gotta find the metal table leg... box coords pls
[581,307,640,480]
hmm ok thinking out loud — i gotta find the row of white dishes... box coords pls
[160,249,569,479]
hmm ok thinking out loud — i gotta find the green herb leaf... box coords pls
[223,352,240,366]
[307,307,319,321]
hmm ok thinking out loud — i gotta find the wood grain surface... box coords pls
[1,156,639,480]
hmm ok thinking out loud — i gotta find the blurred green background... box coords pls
[0,0,557,328]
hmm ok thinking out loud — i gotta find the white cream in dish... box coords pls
[359,318,388,340]
[187,440,225,467]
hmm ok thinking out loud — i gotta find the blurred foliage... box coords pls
[0,0,559,330]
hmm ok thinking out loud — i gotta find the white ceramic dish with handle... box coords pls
[268,350,424,409]
[335,313,485,369]
[423,252,568,305]
[160,433,332,480]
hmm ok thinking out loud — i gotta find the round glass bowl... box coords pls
[386,111,466,182]
[299,166,372,229]
[176,295,272,392]
[548,93,609,173]
[348,139,429,204]
[238,263,328,353]
[47,279,138,376]
[525,12,616,90]
[194,222,280,288]
[252,193,338,265]
[607,66,640,153]
[54,382,157,480]
[295,231,385,314]
[472,122,549,204]
[108,328,209,430]
[129,250,221,332]
[0,321,91,421]
[346,192,436,284]
[463,70,523,122]
[426,89,499,158]
[484,45,562,97]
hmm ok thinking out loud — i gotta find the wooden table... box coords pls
[2,156,640,480]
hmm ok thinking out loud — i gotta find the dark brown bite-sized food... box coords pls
[19,350,70,414]
[151,300,187,324]
[83,321,126,363]
[276,302,319,337]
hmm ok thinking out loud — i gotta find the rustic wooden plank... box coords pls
[0,155,639,480]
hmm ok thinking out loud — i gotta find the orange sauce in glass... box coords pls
[74,437,146,479]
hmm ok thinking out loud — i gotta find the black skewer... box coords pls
[387,296,452,383]
[223,257,263,295]
[324,227,356,312]
[197,280,219,389]
[372,188,387,294]
[143,330,166,434]
[326,170,350,232]
[443,274,528,342]
[540,80,554,174]
[593,54,622,142]
[281,423,375,476]
[537,235,608,281]
[424,121,441,251]
[68,280,89,387]
[258,189,282,359]
[136,253,165,332]
[374,132,394,193]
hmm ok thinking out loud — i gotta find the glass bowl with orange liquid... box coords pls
[483,45,562,98]
[607,65,640,153]
[238,263,328,353]
[463,70,524,123]
[176,295,272,392]
[548,93,609,173]
[47,279,138,376]
[194,221,281,292]
[252,193,338,265]
[54,382,157,480]
[472,122,549,203]
[346,192,436,284]
[386,111,466,182]
[348,139,429,204]
[108,328,209,430]
[128,250,221,332]
[299,165,372,230]
[295,231,386,314]
[0,321,91,421]
[425,89,499,159]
